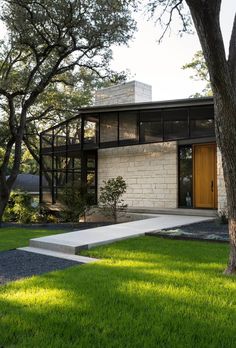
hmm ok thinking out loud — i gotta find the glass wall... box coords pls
[83,115,99,148]
[119,111,139,145]
[190,107,214,137]
[100,112,118,147]
[68,118,82,147]
[40,115,97,205]
[179,145,193,207]
[163,109,189,140]
[140,110,163,143]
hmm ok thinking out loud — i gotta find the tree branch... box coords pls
[228,14,236,86]
[23,135,40,164]
[27,106,54,122]
[0,137,15,178]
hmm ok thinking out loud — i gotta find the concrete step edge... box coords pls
[18,247,98,263]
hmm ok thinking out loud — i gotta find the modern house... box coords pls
[40,81,226,213]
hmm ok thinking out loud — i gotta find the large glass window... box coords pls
[163,109,188,140]
[83,115,99,146]
[41,132,53,149]
[190,107,214,137]
[179,145,193,207]
[54,124,67,149]
[41,172,52,204]
[100,112,118,146]
[140,110,163,143]
[68,118,82,145]
[119,111,139,145]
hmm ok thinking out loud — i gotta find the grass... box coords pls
[0,235,236,347]
[0,227,64,251]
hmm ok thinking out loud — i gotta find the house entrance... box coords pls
[179,143,217,209]
[193,144,217,208]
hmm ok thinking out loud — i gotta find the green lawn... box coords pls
[0,227,64,251]
[0,235,235,347]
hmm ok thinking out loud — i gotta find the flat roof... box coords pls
[77,96,214,114]
[41,97,214,134]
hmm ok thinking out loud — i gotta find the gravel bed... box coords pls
[147,220,229,242]
[0,250,80,286]
[174,220,228,234]
[0,222,112,286]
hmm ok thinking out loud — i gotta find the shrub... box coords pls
[59,182,93,223]
[99,176,127,223]
[3,190,35,223]
[31,204,59,224]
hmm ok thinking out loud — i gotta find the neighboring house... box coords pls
[40,81,226,212]
[9,174,40,197]
[8,174,41,207]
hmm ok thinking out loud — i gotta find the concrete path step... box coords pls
[29,214,213,255]
[18,247,98,263]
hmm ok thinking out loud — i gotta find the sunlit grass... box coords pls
[0,237,236,347]
[0,227,64,251]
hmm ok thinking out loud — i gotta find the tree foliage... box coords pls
[0,0,136,222]
[182,50,212,97]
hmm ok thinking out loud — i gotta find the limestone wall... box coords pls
[95,81,152,106]
[97,142,178,209]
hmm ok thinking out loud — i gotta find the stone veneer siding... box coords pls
[217,148,227,211]
[95,81,152,106]
[98,142,178,209]
[98,142,227,212]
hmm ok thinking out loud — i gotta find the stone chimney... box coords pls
[95,80,152,106]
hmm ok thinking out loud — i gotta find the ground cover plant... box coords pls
[0,227,64,252]
[0,236,235,347]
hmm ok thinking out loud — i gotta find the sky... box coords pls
[0,1,235,102]
[111,0,236,101]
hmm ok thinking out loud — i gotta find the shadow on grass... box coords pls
[0,228,65,252]
[0,237,235,348]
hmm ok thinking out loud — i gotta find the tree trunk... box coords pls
[214,96,236,274]
[0,122,25,225]
[186,0,236,274]
[0,183,10,226]
[224,219,236,274]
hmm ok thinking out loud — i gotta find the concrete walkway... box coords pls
[19,214,213,261]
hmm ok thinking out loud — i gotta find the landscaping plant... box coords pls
[59,182,93,223]
[3,190,35,224]
[99,176,127,223]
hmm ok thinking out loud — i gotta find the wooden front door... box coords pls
[193,144,217,208]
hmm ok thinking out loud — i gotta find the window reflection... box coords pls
[179,146,193,207]
[140,121,163,143]
[100,113,118,145]
[119,111,138,144]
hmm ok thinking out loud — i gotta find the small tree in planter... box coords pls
[99,176,127,223]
